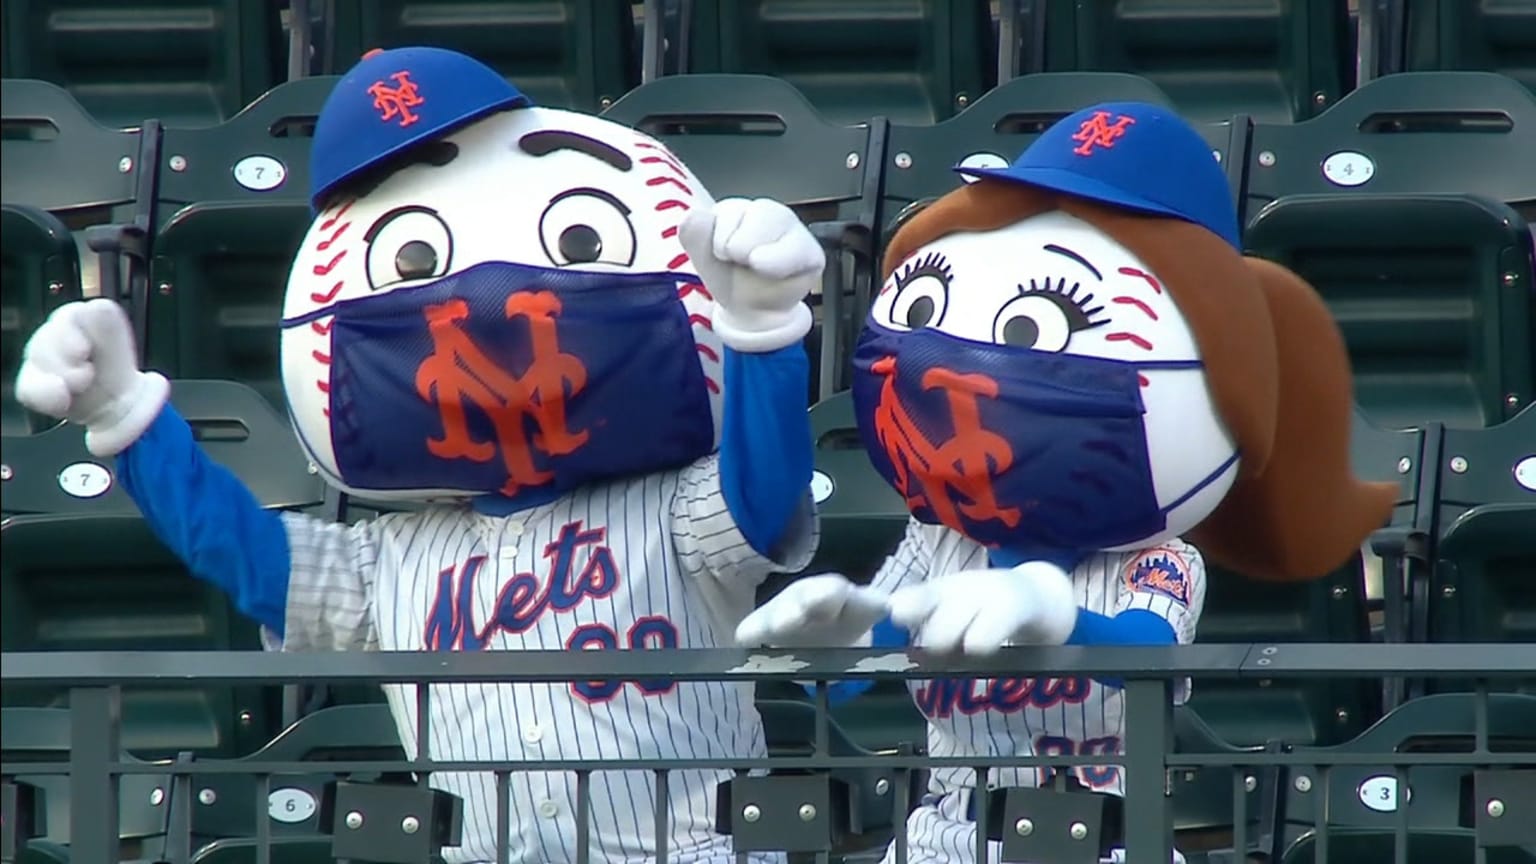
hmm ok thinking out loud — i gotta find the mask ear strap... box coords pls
[1158,450,1241,516]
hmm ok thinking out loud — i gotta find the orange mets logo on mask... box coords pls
[1071,111,1136,156]
[414,292,590,496]
[368,70,425,127]
[869,355,1022,535]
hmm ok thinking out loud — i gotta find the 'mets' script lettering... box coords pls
[422,520,682,703]
[914,676,1092,719]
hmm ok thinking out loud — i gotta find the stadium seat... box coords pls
[1429,404,1536,694]
[185,704,406,863]
[1040,0,1354,123]
[1167,705,1273,859]
[0,203,83,434]
[0,79,144,227]
[1187,409,1426,748]
[2,707,173,860]
[0,379,323,757]
[879,72,1180,240]
[1245,194,1536,430]
[680,0,994,125]
[0,0,284,129]
[604,74,880,396]
[1405,0,1536,94]
[322,0,638,112]
[149,76,333,407]
[1276,692,1536,864]
[1243,71,1536,221]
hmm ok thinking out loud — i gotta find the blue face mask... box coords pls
[851,321,1236,564]
[280,261,716,504]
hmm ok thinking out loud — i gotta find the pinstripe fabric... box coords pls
[870,519,1206,864]
[277,453,816,864]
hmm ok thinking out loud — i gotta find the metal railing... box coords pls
[2,643,1533,864]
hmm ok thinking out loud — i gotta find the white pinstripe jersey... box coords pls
[869,518,1206,864]
[274,454,816,864]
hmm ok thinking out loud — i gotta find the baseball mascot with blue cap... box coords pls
[737,102,1397,863]
[15,47,824,863]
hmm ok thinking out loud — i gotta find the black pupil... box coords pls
[394,240,438,279]
[1002,316,1040,348]
[905,296,935,329]
[558,224,603,263]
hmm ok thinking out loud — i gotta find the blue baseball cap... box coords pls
[309,46,531,209]
[956,101,1240,250]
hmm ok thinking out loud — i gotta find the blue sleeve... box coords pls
[718,343,813,558]
[115,404,293,637]
[1067,608,1176,689]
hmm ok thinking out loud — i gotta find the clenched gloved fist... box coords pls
[14,298,169,457]
[888,561,1078,655]
[736,573,891,648]
[677,197,823,352]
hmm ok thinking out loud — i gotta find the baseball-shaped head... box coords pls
[862,101,1396,580]
[280,47,723,502]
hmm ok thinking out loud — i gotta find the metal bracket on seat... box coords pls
[715,774,838,853]
[1475,770,1536,849]
[322,780,463,864]
[980,785,1110,864]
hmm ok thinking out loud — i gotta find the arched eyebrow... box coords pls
[1043,243,1103,281]
[517,130,633,172]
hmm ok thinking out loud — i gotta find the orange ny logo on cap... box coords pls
[368,69,425,127]
[1071,111,1136,156]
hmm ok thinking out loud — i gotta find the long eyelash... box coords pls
[895,251,954,286]
[1020,275,1109,327]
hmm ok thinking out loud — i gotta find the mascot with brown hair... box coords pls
[737,102,1397,864]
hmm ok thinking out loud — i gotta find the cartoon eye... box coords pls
[539,187,637,267]
[363,206,453,291]
[993,277,1107,351]
[883,251,952,331]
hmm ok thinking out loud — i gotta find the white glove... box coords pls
[677,197,823,352]
[735,573,891,648]
[13,298,169,457]
[887,561,1078,655]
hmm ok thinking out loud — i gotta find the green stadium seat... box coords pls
[1429,403,1536,694]
[1277,692,1536,864]
[1405,0,1536,94]
[604,74,880,396]
[0,0,284,129]
[1041,0,1353,123]
[185,704,406,863]
[1245,195,1535,430]
[1243,71,1536,220]
[0,379,324,757]
[1167,705,1271,858]
[681,0,994,125]
[149,77,333,407]
[1187,409,1426,748]
[322,0,638,112]
[2,707,173,859]
[879,72,1179,238]
[0,79,143,228]
[1,204,83,434]
[801,390,904,586]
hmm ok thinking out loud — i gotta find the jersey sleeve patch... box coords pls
[1123,547,1193,606]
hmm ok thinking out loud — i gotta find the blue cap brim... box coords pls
[957,163,1190,224]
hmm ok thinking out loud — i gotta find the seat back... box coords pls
[800,390,906,586]
[1189,410,1423,747]
[0,204,82,434]
[0,79,143,226]
[1430,404,1536,693]
[0,378,324,518]
[324,0,637,111]
[1245,194,1535,429]
[1042,0,1353,122]
[150,77,334,406]
[684,0,994,124]
[880,72,1180,239]
[1406,0,1536,93]
[1244,72,1536,220]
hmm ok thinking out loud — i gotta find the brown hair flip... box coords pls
[881,180,1397,582]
